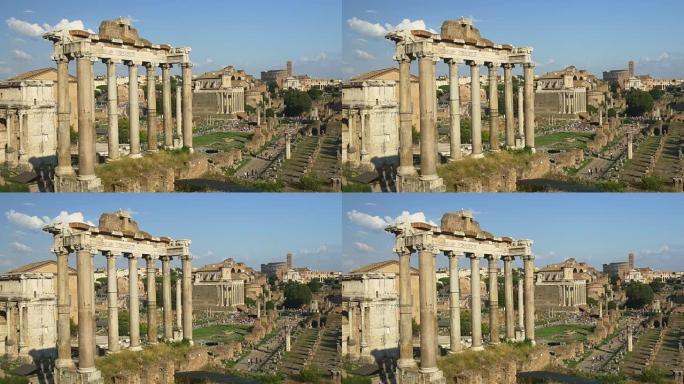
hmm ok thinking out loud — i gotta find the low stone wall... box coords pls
[444,347,552,384]
[177,347,210,372]
[107,155,210,192]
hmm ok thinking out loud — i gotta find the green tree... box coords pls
[587,105,598,114]
[607,108,617,118]
[265,300,275,310]
[307,278,323,293]
[625,89,655,117]
[283,90,312,117]
[307,88,323,101]
[283,282,312,309]
[265,108,275,118]
[624,282,654,309]
[245,104,256,115]
[649,279,665,294]
[649,88,664,101]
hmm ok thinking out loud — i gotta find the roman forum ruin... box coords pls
[43,18,193,192]
[43,211,193,384]
[386,211,536,384]
[386,18,536,192]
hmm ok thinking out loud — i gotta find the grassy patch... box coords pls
[96,341,194,382]
[194,131,253,151]
[536,324,594,343]
[193,324,252,343]
[95,149,200,189]
[439,342,536,376]
[0,166,30,192]
[536,131,594,150]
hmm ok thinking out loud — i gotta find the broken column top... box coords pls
[440,18,493,46]
[98,210,151,238]
[440,210,480,234]
[98,18,152,46]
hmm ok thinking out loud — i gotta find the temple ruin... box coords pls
[386,211,536,384]
[43,18,193,192]
[386,18,535,192]
[43,210,193,384]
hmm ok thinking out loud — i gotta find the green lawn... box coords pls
[536,324,594,343]
[194,131,253,151]
[536,132,594,150]
[193,324,252,342]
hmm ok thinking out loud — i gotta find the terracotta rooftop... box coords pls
[8,67,77,82]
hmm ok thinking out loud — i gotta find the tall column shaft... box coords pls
[55,249,73,367]
[106,252,119,353]
[182,256,193,343]
[503,256,515,340]
[175,86,182,143]
[76,247,96,372]
[487,255,499,345]
[523,255,535,344]
[469,255,483,350]
[470,63,483,158]
[503,64,515,148]
[524,64,535,151]
[162,257,173,340]
[176,278,182,332]
[448,60,462,161]
[76,55,96,179]
[145,64,158,152]
[106,60,119,160]
[418,246,438,371]
[145,255,158,344]
[128,63,141,157]
[518,279,524,330]
[487,63,499,151]
[418,56,437,179]
[181,64,193,152]
[397,249,415,367]
[448,252,461,353]
[161,65,173,148]
[397,58,416,176]
[128,256,141,350]
[517,87,524,142]
[55,58,74,176]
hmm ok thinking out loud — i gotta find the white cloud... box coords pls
[347,17,436,39]
[11,242,32,253]
[353,242,374,253]
[12,49,32,61]
[389,19,436,34]
[300,53,329,63]
[365,10,377,14]
[24,10,35,14]
[5,209,93,231]
[347,209,436,231]
[354,49,374,60]
[5,17,92,38]
[298,245,330,256]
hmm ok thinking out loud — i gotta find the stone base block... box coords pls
[515,138,524,148]
[397,366,446,384]
[54,175,103,192]
[56,367,103,384]
[515,330,525,341]
[397,175,445,192]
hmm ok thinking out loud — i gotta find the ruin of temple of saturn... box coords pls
[386,19,536,192]
[387,211,536,384]
[43,18,194,192]
[43,211,193,384]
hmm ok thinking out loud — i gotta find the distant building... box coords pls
[9,260,78,321]
[261,61,291,88]
[535,261,588,312]
[535,66,590,121]
[603,253,635,281]
[192,66,252,120]
[192,258,259,311]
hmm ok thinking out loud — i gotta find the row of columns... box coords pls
[54,56,194,181]
[54,246,193,373]
[396,56,536,180]
[561,282,586,307]
[396,246,535,373]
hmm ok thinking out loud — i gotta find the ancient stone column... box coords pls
[76,53,96,180]
[105,251,119,353]
[447,59,462,161]
[627,133,633,160]
[145,63,158,152]
[105,59,119,161]
[470,62,483,158]
[469,254,483,350]
[517,87,524,145]
[161,64,173,148]
[447,251,461,353]
[523,254,535,344]
[181,63,193,152]
[523,64,535,152]
[181,255,193,343]
[486,255,499,345]
[76,242,96,372]
[176,278,182,334]
[161,256,173,341]
[55,57,75,176]
[487,63,499,152]
[503,64,515,148]
[127,62,141,158]
[518,279,524,331]
[418,54,437,180]
[176,86,182,144]
[285,326,291,351]
[418,242,438,371]
[502,256,515,341]
[127,255,141,350]
[396,246,415,367]
[285,134,291,160]
[55,247,74,367]
[627,326,633,352]
[397,58,416,176]
[145,255,158,344]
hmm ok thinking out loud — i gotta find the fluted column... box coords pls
[105,251,120,353]
[105,59,119,161]
[76,242,96,372]
[55,57,75,176]
[144,255,158,344]
[418,54,437,179]
[469,254,483,350]
[55,246,74,367]
[181,63,193,152]
[127,62,141,158]
[517,87,524,145]
[418,242,438,372]
[487,63,499,152]
[523,254,535,344]
[396,246,415,367]
[397,58,416,176]
[127,255,141,350]
[447,59,462,161]
[176,278,182,333]
[181,254,193,344]
[523,63,535,152]
[175,86,182,145]
[486,255,499,345]
[503,64,515,148]
[161,256,173,341]
[502,256,515,341]
[145,63,158,152]
[161,64,173,148]
[447,251,461,353]
[518,279,524,332]
[76,53,96,179]
[469,62,483,158]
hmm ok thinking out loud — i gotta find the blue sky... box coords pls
[343,0,684,79]
[1,0,342,79]
[0,194,342,272]
[342,194,684,272]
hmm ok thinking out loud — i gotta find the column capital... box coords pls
[159,255,172,262]
[467,60,483,67]
[523,62,536,69]
[144,62,159,70]
[484,254,498,262]
[54,56,70,64]
[181,62,193,69]
[444,58,463,65]
[395,55,412,64]
[73,51,92,60]
[52,243,70,256]
[103,251,120,259]
[143,254,158,262]
[486,62,500,69]
[523,254,535,261]
[501,63,514,70]
[125,60,141,67]
[181,254,193,261]
[160,63,172,70]
[466,252,479,260]
[102,58,121,65]
[501,255,514,262]
[124,253,139,260]
[444,250,461,259]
